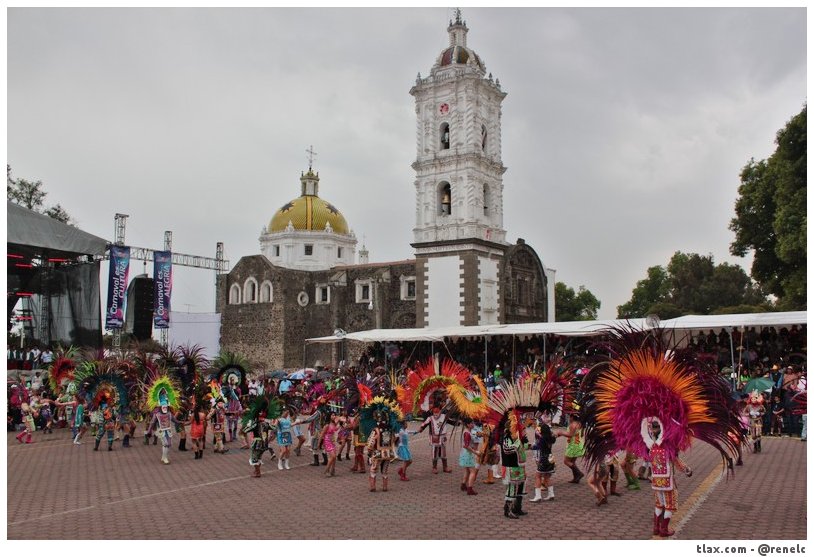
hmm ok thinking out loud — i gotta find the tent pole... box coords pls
[728,327,736,389]
[484,336,488,377]
[512,334,516,375]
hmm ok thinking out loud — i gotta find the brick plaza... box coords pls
[7,424,807,540]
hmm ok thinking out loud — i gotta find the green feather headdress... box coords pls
[360,396,404,438]
[144,374,182,412]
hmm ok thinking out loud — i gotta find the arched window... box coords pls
[243,277,258,303]
[438,182,452,216]
[229,284,241,305]
[483,183,489,216]
[260,281,273,303]
[481,124,487,151]
[440,123,450,150]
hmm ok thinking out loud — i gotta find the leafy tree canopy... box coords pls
[555,282,600,321]
[729,105,806,310]
[617,251,769,318]
[7,165,73,225]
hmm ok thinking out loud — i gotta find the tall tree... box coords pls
[730,106,806,309]
[6,167,73,224]
[617,265,671,318]
[616,251,769,318]
[555,282,600,321]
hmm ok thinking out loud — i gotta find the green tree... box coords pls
[617,265,671,318]
[7,166,73,224]
[555,282,600,321]
[730,106,806,309]
[616,251,768,318]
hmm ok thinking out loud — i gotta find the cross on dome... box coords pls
[306,145,318,170]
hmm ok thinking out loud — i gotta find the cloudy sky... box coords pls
[8,7,806,320]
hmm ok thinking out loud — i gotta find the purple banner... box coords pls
[105,246,130,330]
[153,251,173,329]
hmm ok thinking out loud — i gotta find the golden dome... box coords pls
[269,195,349,235]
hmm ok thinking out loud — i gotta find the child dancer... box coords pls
[396,419,416,481]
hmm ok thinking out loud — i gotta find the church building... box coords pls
[216,11,556,369]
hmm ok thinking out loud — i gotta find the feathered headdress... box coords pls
[241,395,283,433]
[399,358,475,415]
[580,324,744,469]
[48,355,76,394]
[212,351,250,394]
[485,361,575,442]
[73,360,129,411]
[360,396,404,437]
[143,373,183,412]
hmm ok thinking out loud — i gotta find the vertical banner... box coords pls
[105,246,130,330]
[153,251,173,329]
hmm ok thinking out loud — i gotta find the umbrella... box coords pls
[742,377,774,394]
[268,370,287,380]
[288,368,317,380]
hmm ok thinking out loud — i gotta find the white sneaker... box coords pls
[161,458,170,465]
[278,459,284,470]
[73,440,81,445]
[284,459,290,470]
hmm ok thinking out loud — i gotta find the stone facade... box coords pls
[217,256,417,370]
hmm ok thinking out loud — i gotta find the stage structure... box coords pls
[105,213,229,351]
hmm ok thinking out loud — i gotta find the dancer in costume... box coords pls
[72,395,87,444]
[419,406,453,473]
[144,373,182,465]
[208,398,229,454]
[15,402,36,444]
[242,396,281,477]
[604,451,624,498]
[530,412,557,502]
[745,390,766,453]
[558,414,586,483]
[587,455,609,506]
[349,410,367,474]
[275,408,294,470]
[459,418,481,495]
[190,404,207,459]
[320,412,342,476]
[485,362,575,519]
[336,410,352,461]
[499,419,528,519]
[361,396,402,492]
[94,400,117,452]
[642,417,692,535]
[579,325,743,538]
[479,421,502,484]
[396,419,416,481]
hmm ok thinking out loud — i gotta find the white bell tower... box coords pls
[411,10,509,328]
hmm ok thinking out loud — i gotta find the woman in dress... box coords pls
[320,412,341,476]
[396,419,415,481]
[458,418,481,495]
[189,405,207,459]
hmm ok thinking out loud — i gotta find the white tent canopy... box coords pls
[305,312,806,345]
[660,311,807,330]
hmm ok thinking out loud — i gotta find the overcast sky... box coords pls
[7,7,806,320]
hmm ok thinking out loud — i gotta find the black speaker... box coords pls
[128,276,154,341]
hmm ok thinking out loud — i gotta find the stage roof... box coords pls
[7,201,109,258]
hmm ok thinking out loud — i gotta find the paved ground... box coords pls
[6,424,807,540]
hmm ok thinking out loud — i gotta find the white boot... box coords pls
[530,487,543,502]
[284,458,291,470]
[492,464,502,479]
[543,486,555,501]
[278,458,284,470]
